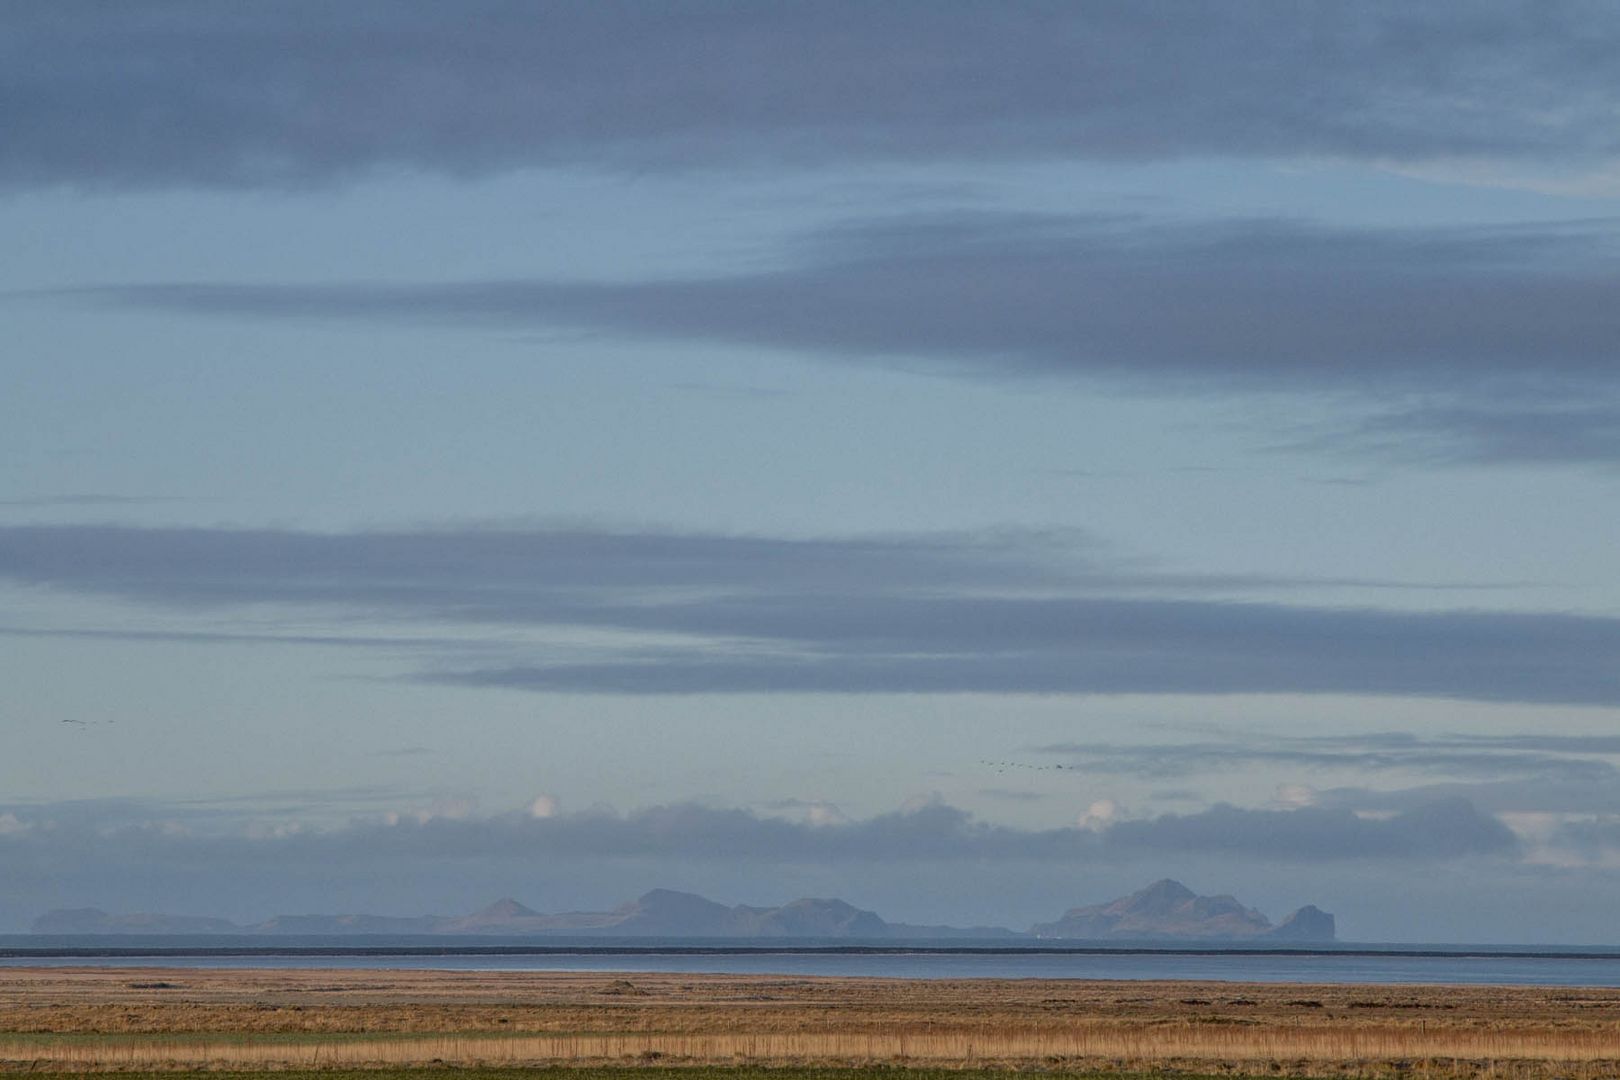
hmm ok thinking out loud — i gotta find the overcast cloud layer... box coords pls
[3,523,1618,704]
[8,2,1620,189]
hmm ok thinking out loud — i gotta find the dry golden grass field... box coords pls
[2,967,1619,1078]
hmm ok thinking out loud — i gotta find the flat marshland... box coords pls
[2,968,1619,1078]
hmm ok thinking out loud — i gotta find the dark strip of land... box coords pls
[7,944,1620,960]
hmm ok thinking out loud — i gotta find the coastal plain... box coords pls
[2,968,1619,1078]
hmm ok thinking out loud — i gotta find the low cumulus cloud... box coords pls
[5,3,1620,188]
[79,214,1620,463]
[0,793,1517,869]
[2,522,1618,704]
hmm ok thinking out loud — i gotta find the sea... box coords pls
[5,936,1620,986]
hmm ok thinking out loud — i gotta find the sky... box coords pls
[4,1,1620,942]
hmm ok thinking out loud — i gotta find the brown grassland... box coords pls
[1,967,1618,1078]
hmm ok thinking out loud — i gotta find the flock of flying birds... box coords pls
[980,759,1069,774]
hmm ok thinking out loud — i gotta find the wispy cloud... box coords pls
[978,788,1050,804]
[0,494,201,509]
[1033,732,1620,783]
[1019,733,1620,819]
[72,214,1620,464]
[7,4,1620,188]
[1103,799,1517,861]
[0,522,1613,704]
[76,215,1620,390]
[1302,404,1620,466]
[0,625,485,651]
[1317,779,1620,817]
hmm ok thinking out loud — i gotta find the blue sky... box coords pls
[4,2,1620,941]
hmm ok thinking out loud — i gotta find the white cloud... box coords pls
[1274,784,1317,809]
[804,802,848,827]
[1077,799,1121,831]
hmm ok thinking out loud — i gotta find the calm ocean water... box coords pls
[5,937,1620,986]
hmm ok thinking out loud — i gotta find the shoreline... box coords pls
[8,944,1620,960]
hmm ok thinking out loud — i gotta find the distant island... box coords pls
[1031,879,1335,942]
[33,879,1334,942]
